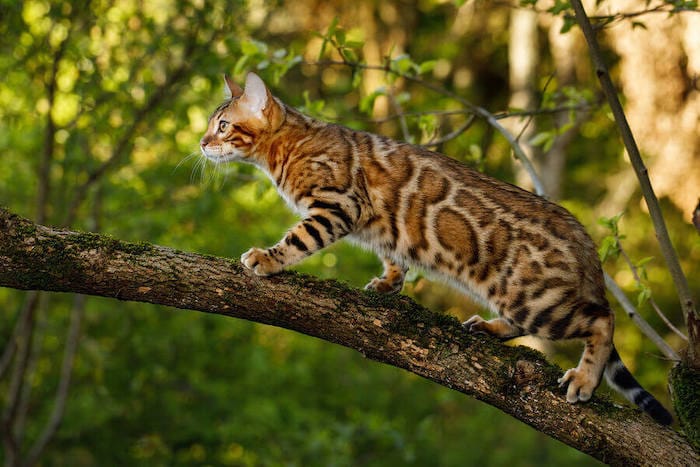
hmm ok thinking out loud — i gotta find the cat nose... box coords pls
[199,138,207,148]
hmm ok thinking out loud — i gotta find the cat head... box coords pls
[199,72,283,163]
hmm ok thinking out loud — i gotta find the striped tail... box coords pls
[604,346,673,425]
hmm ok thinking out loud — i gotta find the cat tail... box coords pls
[604,346,673,425]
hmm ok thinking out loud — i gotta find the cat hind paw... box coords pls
[558,368,596,403]
[462,315,488,334]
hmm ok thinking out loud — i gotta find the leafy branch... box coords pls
[599,214,687,345]
[518,0,699,32]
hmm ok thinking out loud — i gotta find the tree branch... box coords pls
[0,207,697,465]
[615,234,688,342]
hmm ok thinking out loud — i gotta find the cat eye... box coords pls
[218,120,229,132]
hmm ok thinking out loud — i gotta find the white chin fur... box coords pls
[201,147,245,163]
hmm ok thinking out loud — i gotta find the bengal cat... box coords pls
[199,72,672,424]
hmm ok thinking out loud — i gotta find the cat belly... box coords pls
[346,229,499,315]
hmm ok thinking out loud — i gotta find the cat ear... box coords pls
[223,74,243,99]
[240,72,269,117]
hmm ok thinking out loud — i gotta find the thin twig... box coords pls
[366,104,595,125]
[615,235,688,341]
[1,292,39,466]
[423,115,476,148]
[387,88,412,143]
[513,73,556,144]
[25,295,85,466]
[0,303,26,382]
[580,2,699,25]
[499,0,699,28]
[13,293,48,449]
[604,273,680,361]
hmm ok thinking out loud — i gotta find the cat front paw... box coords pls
[462,315,488,334]
[241,247,282,276]
[364,276,403,294]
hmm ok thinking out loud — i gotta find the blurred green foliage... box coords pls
[1,0,697,465]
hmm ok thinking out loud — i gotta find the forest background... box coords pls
[1,0,699,465]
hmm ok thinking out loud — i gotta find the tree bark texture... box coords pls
[0,208,697,466]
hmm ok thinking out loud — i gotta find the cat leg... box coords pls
[558,314,613,402]
[242,207,353,276]
[364,257,408,294]
[463,315,524,340]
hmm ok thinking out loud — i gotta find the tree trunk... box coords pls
[506,7,541,191]
[0,207,697,465]
[602,0,700,222]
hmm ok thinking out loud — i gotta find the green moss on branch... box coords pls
[671,364,700,450]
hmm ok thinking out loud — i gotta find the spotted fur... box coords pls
[199,72,672,424]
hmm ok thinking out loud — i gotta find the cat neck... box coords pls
[255,103,325,176]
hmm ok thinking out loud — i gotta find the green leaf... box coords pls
[318,38,329,61]
[302,90,325,116]
[394,91,410,105]
[557,121,574,135]
[318,17,340,60]
[241,40,267,56]
[326,16,339,39]
[636,285,652,308]
[597,212,624,235]
[598,236,619,262]
[418,60,437,75]
[345,40,364,49]
[391,54,415,75]
[560,16,576,34]
[529,131,553,149]
[234,55,249,76]
[359,86,386,114]
[549,0,572,15]
[468,144,483,162]
[340,47,358,64]
[418,114,438,137]
[351,70,362,89]
[334,28,346,46]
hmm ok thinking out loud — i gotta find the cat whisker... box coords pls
[215,159,230,189]
[191,155,208,185]
[199,158,214,186]
[173,151,201,174]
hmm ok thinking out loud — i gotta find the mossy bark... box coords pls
[670,364,700,451]
[0,207,698,465]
